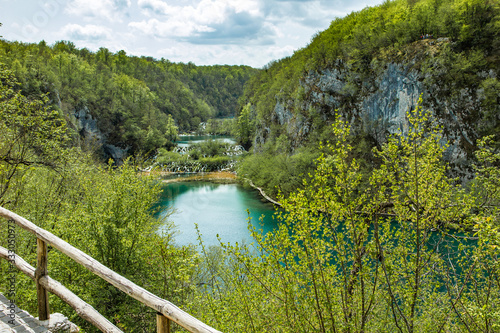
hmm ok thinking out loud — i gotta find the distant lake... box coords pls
[156,181,279,246]
[176,135,237,148]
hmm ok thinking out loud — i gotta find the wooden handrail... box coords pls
[0,206,221,333]
[0,246,123,333]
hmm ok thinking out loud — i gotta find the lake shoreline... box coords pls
[145,170,282,205]
[155,173,279,246]
[146,170,239,184]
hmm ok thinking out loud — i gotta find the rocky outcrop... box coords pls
[72,106,128,164]
[254,39,495,176]
[38,313,79,333]
[361,63,422,134]
[103,144,128,164]
[74,107,102,143]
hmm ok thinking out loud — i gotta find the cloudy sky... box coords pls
[0,0,385,68]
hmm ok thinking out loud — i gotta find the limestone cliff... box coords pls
[252,38,498,175]
[71,106,128,164]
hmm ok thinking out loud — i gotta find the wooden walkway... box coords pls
[0,293,48,333]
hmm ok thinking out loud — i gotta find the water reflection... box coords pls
[156,181,279,246]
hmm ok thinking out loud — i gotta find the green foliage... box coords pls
[235,0,500,201]
[237,124,378,200]
[235,103,255,149]
[459,135,500,332]
[199,156,233,171]
[0,41,256,157]
[168,64,259,118]
[192,103,499,332]
[190,140,230,158]
[472,135,500,247]
[3,2,500,331]
[473,136,500,209]
[369,100,471,332]
[46,160,200,331]
[0,155,201,332]
[0,66,69,205]
[478,78,500,141]
[0,72,201,332]
[238,145,318,198]
[240,0,500,170]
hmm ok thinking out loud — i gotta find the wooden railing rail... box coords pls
[0,246,122,332]
[0,207,221,333]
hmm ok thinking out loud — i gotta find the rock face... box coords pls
[74,107,102,144]
[254,39,496,176]
[361,63,422,134]
[256,61,425,149]
[38,313,79,333]
[72,106,128,164]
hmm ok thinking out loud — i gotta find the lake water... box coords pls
[155,180,477,261]
[176,135,237,148]
[156,181,279,246]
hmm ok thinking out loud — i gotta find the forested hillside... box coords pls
[237,0,500,198]
[0,31,257,332]
[0,40,257,159]
[1,0,500,332]
[169,62,257,118]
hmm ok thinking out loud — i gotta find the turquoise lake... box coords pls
[155,180,477,260]
[156,181,279,246]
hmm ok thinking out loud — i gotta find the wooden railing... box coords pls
[0,207,221,333]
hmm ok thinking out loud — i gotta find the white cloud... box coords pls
[66,0,131,22]
[1,0,388,67]
[61,24,112,41]
[132,0,263,40]
[156,42,297,67]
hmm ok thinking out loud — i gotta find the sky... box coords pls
[0,0,385,68]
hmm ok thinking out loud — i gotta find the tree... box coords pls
[236,103,255,149]
[0,66,68,206]
[165,114,179,146]
[192,103,490,332]
[370,100,470,332]
[0,154,200,332]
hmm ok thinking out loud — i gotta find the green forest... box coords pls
[0,39,257,158]
[0,0,499,332]
[237,0,500,199]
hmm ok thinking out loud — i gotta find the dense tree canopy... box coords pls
[192,104,500,332]
[237,0,500,198]
[0,40,256,156]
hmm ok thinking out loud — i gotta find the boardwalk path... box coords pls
[0,293,48,333]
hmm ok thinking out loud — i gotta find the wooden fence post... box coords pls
[157,313,171,333]
[36,238,50,321]
[1,206,222,333]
